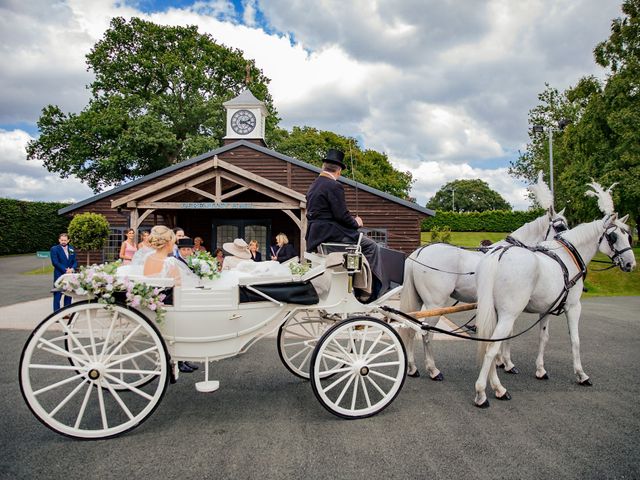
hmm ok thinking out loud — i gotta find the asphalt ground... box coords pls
[0,254,53,307]
[2,296,639,480]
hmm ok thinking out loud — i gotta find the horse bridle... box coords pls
[544,216,568,240]
[600,225,633,267]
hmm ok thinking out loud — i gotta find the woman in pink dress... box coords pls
[119,229,138,265]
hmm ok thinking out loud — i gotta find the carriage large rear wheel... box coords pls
[277,309,344,379]
[310,316,406,419]
[19,301,169,439]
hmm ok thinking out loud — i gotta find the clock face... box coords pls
[230,109,257,135]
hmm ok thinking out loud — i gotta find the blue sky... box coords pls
[0,0,622,209]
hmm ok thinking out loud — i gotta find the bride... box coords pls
[142,226,198,287]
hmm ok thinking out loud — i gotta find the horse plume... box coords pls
[529,171,553,210]
[585,181,617,215]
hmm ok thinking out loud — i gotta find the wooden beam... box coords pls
[188,186,217,201]
[283,209,302,229]
[143,171,218,204]
[220,186,250,200]
[111,159,215,208]
[138,209,155,226]
[216,157,306,202]
[137,201,300,210]
[215,173,222,203]
[300,208,307,254]
[129,209,139,230]
[219,171,293,204]
[409,303,477,319]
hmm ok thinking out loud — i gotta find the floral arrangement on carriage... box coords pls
[56,261,168,322]
[186,250,220,282]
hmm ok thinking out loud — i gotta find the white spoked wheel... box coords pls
[277,310,341,379]
[64,308,162,390]
[310,316,407,419]
[19,301,169,439]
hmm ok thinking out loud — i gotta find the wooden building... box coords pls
[59,90,433,262]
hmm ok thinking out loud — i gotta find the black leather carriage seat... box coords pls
[239,281,319,305]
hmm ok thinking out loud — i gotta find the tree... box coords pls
[27,17,277,192]
[270,126,414,199]
[510,1,640,235]
[68,213,111,265]
[426,179,511,212]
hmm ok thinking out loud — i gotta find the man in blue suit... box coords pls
[51,232,78,312]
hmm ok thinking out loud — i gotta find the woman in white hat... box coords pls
[222,238,252,269]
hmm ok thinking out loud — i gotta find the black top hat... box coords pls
[177,237,195,248]
[322,149,346,169]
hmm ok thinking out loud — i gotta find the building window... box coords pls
[361,228,388,247]
[103,227,127,262]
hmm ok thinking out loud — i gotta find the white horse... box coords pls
[473,182,636,407]
[399,172,567,380]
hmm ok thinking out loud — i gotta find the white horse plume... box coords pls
[529,170,554,211]
[585,180,618,215]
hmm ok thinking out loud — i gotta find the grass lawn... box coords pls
[420,232,640,297]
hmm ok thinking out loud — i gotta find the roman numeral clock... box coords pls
[223,89,268,144]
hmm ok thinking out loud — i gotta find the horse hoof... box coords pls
[579,378,593,386]
[496,391,512,401]
[408,370,420,378]
[475,399,490,409]
[536,373,549,380]
[505,367,520,375]
[431,372,444,381]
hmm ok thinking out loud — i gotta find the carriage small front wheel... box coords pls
[310,316,407,419]
[19,301,170,439]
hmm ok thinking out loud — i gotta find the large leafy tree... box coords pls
[511,0,640,234]
[270,126,414,199]
[27,17,277,192]
[427,179,511,212]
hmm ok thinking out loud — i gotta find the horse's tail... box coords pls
[399,251,422,312]
[475,252,500,362]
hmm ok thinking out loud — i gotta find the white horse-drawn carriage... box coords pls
[19,242,415,439]
[18,178,636,439]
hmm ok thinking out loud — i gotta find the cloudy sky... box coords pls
[0,0,622,209]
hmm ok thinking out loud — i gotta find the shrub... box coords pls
[422,209,546,232]
[68,213,111,265]
[429,226,452,243]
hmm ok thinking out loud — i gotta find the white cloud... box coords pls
[0,129,94,202]
[0,0,624,211]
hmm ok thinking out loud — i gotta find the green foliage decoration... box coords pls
[429,226,452,243]
[0,199,71,255]
[67,213,111,265]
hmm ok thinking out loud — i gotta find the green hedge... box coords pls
[422,209,546,232]
[0,198,71,255]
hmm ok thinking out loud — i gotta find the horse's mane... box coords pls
[529,171,553,210]
[585,181,617,215]
[559,219,603,249]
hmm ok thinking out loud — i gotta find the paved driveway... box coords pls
[0,254,52,307]
[2,296,639,480]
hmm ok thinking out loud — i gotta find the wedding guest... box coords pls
[51,233,78,312]
[213,248,225,272]
[176,237,195,267]
[139,230,151,249]
[119,229,138,265]
[270,233,296,263]
[172,227,185,257]
[222,238,251,269]
[249,240,262,262]
[193,236,207,252]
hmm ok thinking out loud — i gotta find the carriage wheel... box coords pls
[277,310,343,379]
[64,308,162,390]
[19,301,169,439]
[310,316,406,419]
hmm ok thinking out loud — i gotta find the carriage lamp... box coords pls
[345,252,362,271]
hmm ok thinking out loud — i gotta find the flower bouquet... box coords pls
[187,250,220,281]
[57,261,168,322]
[288,261,310,276]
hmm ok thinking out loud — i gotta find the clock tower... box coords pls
[223,89,268,145]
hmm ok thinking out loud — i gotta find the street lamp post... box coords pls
[532,119,570,207]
